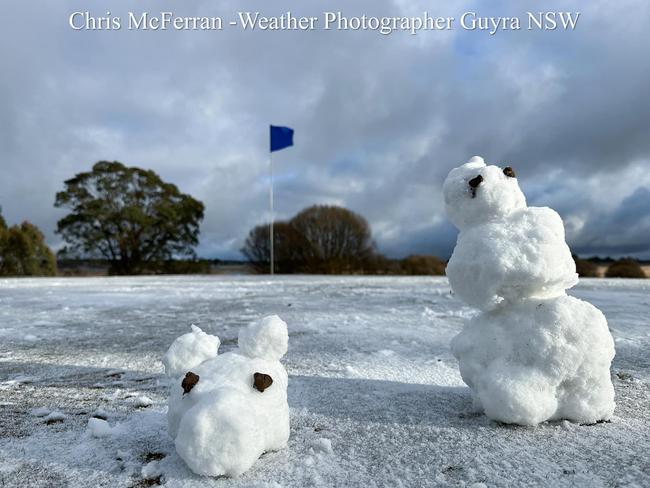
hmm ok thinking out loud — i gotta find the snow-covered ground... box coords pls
[0,276,648,487]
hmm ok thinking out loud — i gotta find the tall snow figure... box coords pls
[444,156,615,426]
[164,316,290,476]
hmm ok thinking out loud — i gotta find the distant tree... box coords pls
[400,255,446,275]
[572,255,599,277]
[242,205,377,274]
[54,161,204,275]
[288,205,375,273]
[241,221,308,273]
[605,258,646,279]
[0,209,56,276]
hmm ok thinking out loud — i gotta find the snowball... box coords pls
[87,417,113,437]
[162,325,220,378]
[133,396,153,408]
[446,206,578,310]
[443,157,526,231]
[167,315,290,477]
[238,315,288,361]
[451,296,615,425]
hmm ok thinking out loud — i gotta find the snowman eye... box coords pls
[503,167,516,178]
[253,372,273,392]
[468,175,483,188]
[468,175,483,198]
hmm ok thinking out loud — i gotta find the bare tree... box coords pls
[241,221,308,273]
[289,205,375,273]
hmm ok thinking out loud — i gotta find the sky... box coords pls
[1,0,649,260]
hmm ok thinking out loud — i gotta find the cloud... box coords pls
[0,0,649,260]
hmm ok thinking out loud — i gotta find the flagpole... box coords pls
[269,151,274,275]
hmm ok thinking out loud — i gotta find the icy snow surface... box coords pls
[0,276,648,487]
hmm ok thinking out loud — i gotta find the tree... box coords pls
[400,255,446,275]
[572,255,599,277]
[605,259,646,278]
[241,221,308,273]
[289,205,375,273]
[242,205,377,274]
[0,209,56,276]
[54,161,204,275]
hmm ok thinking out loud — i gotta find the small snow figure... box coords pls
[164,315,290,477]
[443,156,615,426]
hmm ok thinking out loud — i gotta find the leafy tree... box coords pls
[54,161,204,275]
[605,258,646,278]
[0,209,56,276]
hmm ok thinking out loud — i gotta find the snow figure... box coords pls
[164,315,290,476]
[444,156,615,426]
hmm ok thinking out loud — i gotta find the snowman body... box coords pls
[444,157,615,425]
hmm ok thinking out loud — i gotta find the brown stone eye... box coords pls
[253,372,273,392]
[468,175,483,188]
[468,174,483,198]
[182,371,199,395]
[503,167,516,178]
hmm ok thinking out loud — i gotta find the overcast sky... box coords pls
[1,0,649,260]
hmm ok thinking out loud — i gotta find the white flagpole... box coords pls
[269,151,274,275]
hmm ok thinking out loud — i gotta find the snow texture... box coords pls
[87,417,113,438]
[445,157,616,425]
[0,276,647,487]
[444,157,578,310]
[166,315,290,477]
[162,324,220,378]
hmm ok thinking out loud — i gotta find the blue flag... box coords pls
[270,125,294,152]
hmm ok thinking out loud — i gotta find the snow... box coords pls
[238,315,289,361]
[444,159,578,310]
[452,296,615,425]
[444,158,614,425]
[162,325,220,378]
[0,275,648,487]
[87,417,113,437]
[134,396,154,408]
[167,315,290,477]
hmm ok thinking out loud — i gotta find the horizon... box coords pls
[1,0,649,261]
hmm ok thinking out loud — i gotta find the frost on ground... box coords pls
[0,276,648,487]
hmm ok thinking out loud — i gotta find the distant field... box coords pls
[0,276,648,487]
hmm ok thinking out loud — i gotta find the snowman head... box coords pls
[443,156,526,230]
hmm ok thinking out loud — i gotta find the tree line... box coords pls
[241,205,447,275]
[0,160,647,277]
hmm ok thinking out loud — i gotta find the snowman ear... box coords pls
[238,315,288,361]
[503,166,516,178]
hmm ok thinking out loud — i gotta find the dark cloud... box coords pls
[0,0,649,260]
